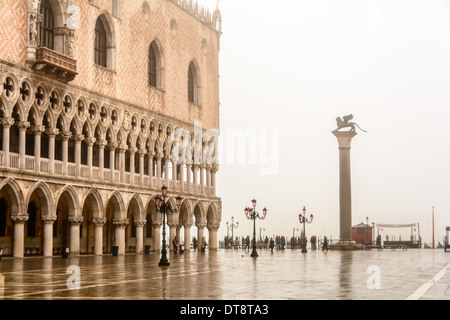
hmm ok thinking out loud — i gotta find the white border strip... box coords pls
[405,263,450,300]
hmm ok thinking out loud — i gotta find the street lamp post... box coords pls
[226,217,239,249]
[244,199,267,257]
[154,186,182,267]
[298,206,313,253]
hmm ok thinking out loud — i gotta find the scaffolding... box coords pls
[374,223,421,248]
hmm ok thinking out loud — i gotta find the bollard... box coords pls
[145,245,150,255]
[112,246,119,256]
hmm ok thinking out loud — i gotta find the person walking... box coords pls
[172,236,179,254]
[322,236,329,251]
[201,237,207,253]
[269,237,274,253]
[193,237,198,251]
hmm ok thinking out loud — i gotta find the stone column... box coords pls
[186,163,192,192]
[18,121,30,170]
[74,134,84,177]
[206,165,211,195]
[97,139,107,181]
[164,155,170,187]
[109,142,117,183]
[200,164,205,195]
[135,220,146,253]
[148,151,154,188]
[184,223,192,252]
[118,145,127,183]
[153,221,162,253]
[129,147,137,185]
[92,218,107,255]
[332,130,357,246]
[138,149,146,186]
[32,125,45,172]
[41,216,57,257]
[2,118,14,167]
[207,223,219,251]
[168,222,177,251]
[47,128,58,174]
[61,131,71,176]
[197,223,206,250]
[211,164,218,196]
[11,215,28,258]
[86,137,96,179]
[113,219,128,255]
[68,217,83,256]
[156,153,163,188]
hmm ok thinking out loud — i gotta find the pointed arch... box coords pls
[0,178,25,216]
[128,193,144,221]
[82,188,104,219]
[94,11,117,70]
[55,184,81,218]
[188,60,201,105]
[106,190,126,219]
[148,38,165,90]
[26,181,55,217]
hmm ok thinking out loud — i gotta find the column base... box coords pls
[330,240,364,251]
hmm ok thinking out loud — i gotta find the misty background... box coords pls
[198,0,450,246]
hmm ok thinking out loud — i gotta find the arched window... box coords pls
[148,45,157,87]
[94,19,107,67]
[39,0,54,49]
[188,61,200,104]
[188,66,194,103]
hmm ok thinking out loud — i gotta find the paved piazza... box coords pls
[0,248,448,301]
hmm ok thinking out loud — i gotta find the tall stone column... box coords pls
[11,215,29,258]
[74,134,84,177]
[113,219,128,255]
[207,224,219,251]
[33,125,45,172]
[86,137,96,179]
[153,221,162,253]
[168,222,177,251]
[18,121,30,170]
[184,223,192,251]
[135,220,146,253]
[41,216,57,257]
[69,217,83,256]
[47,128,58,174]
[2,118,14,167]
[97,139,107,181]
[61,131,71,176]
[92,218,107,255]
[332,130,357,246]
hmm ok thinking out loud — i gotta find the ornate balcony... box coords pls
[33,47,78,82]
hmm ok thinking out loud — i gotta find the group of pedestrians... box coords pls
[223,234,330,252]
[171,236,207,253]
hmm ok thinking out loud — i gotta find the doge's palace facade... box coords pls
[0,0,222,258]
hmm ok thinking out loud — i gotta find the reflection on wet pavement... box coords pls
[0,249,448,300]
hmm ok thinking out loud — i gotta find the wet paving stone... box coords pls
[0,248,448,300]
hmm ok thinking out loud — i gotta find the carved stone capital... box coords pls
[1,118,15,127]
[85,137,96,145]
[46,128,59,136]
[113,218,129,227]
[68,216,84,224]
[18,121,31,130]
[134,220,146,227]
[10,215,29,223]
[41,215,57,223]
[32,124,45,134]
[92,217,107,225]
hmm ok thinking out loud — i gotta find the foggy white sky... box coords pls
[200,0,450,245]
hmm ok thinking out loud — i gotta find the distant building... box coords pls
[0,0,222,258]
[352,222,373,245]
